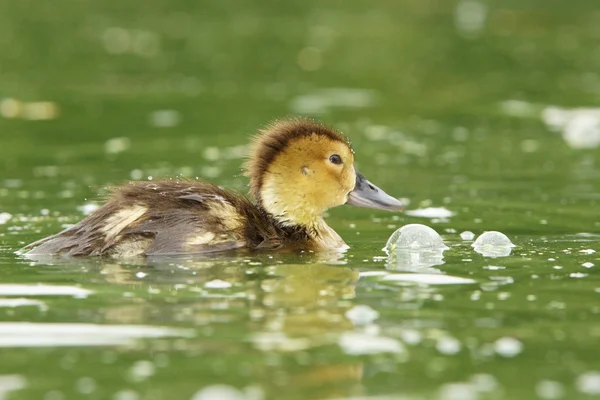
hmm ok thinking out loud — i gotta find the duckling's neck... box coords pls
[257,201,348,250]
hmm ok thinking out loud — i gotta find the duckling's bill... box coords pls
[346,172,404,212]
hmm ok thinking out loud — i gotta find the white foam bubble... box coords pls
[338,332,405,355]
[77,203,100,216]
[472,231,515,257]
[0,212,12,225]
[494,337,523,357]
[204,280,232,289]
[345,305,379,326]
[436,336,462,355]
[541,106,600,149]
[576,371,600,395]
[384,224,448,252]
[460,231,475,241]
[405,207,455,219]
[0,375,26,398]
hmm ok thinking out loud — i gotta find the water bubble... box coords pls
[436,336,462,355]
[541,106,600,149]
[0,375,26,398]
[583,262,595,268]
[204,280,232,289]
[0,212,12,225]
[384,225,449,272]
[472,231,515,257]
[338,332,405,355]
[77,203,100,216]
[577,371,600,394]
[564,114,600,149]
[460,231,475,241]
[385,224,448,251]
[494,337,523,357]
[345,305,379,326]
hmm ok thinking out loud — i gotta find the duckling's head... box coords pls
[245,118,403,228]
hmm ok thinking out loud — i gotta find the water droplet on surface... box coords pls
[576,371,600,394]
[436,336,462,355]
[405,207,455,219]
[338,332,404,355]
[204,280,232,289]
[345,305,379,326]
[0,212,13,225]
[583,262,595,268]
[0,375,26,398]
[460,231,475,241]
[494,337,523,357]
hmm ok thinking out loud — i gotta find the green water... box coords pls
[2,1,600,399]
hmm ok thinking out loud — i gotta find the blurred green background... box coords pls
[1,1,600,399]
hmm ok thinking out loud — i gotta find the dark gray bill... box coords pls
[346,172,404,212]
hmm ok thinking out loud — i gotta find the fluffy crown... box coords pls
[243,118,350,201]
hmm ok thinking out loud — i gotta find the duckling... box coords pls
[22,118,403,257]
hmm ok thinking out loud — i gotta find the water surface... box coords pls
[1,1,600,399]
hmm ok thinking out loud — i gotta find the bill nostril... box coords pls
[368,184,376,191]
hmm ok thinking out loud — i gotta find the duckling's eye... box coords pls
[329,154,343,165]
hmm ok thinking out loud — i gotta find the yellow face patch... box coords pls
[260,133,356,227]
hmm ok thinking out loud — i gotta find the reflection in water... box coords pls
[473,244,513,258]
[25,255,366,398]
[385,247,447,273]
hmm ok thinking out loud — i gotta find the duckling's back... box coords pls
[23,181,285,257]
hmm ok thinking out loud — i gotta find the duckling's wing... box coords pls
[23,180,268,257]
